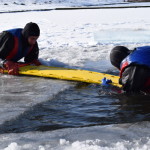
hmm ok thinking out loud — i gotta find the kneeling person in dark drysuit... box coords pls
[0,22,41,75]
[110,46,150,93]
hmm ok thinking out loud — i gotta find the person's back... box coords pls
[110,46,150,93]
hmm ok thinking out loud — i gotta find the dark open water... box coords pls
[0,77,149,134]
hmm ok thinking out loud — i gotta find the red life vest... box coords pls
[6,28,33,62]
[120,46,150,90]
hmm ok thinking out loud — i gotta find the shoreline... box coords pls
[0,4,150,14]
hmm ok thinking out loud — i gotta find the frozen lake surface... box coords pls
[0,2,150,149]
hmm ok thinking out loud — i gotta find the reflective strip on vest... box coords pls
[120,60,129,77]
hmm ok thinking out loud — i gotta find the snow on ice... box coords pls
[0,0,150,149]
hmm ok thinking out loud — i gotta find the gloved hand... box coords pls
[0,67,4,74]
[31,59,41,66]
[4,61,19,75]
[101,77,112,86]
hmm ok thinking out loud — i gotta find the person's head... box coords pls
[22,22,40,45]
[110,46,130,69]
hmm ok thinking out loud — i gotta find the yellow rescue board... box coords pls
[15,65,121,87]
[4,65,121,87]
